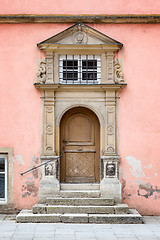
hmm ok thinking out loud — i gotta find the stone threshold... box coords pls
[60,183,100,190]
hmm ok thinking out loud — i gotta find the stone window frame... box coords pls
[0,147,14,206]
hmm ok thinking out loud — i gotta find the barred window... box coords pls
[0,155,7,202]
[59,55,101,84]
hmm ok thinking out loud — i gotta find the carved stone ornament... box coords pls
[72,24,88,44]
[106,163,116,176]
[114,59,124,83]
[37,59,46,83]
[107,146,115,152]
[45,163,53,175]
[46,124,53,135]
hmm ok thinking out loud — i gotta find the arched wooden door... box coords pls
[60,107,100,183]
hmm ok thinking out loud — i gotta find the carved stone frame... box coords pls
[35,23,126,203]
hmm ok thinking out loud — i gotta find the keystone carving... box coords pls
[114,59,124,83]
[37,60,46,83]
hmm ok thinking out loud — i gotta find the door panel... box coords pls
[60,107,100,183]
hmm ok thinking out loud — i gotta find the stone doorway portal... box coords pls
[60,107,100,183]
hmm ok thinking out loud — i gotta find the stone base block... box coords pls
[38,177,60,203]
[100,178,121,203]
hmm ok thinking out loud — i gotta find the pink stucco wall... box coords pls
[1,0,160,14]
[1,1,160,215]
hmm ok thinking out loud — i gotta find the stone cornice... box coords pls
[0,14,160,24]
[34,83,127,91]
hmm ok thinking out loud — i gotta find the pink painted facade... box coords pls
[1,1,160,215]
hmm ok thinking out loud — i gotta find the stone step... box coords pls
[58,190,101,198]
[60,183,100,190]
[32,204,130,214]
[46,197,114,206]
[16,209,143,224]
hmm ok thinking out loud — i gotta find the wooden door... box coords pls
[60,107,100,183]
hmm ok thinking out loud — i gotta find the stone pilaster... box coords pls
[106,51,115,83]
[45,52,54,83]
[42,91,55,156]
[104,91,116,155]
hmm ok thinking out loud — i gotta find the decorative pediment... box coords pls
[38,22,123,50]
[35,22,126,86]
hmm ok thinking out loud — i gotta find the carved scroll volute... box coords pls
[104,91,116,155]
[37,59,46,83]
[42,91,55,156]
[46,52,54,83]
[106,52,115,83]
[114,59,125,83]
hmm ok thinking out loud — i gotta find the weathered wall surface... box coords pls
[1,1,160,214]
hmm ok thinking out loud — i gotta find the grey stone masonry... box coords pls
[46,197,114,206]
[16,194,142,224]
[32,203,130,214]
[16,208,143,223]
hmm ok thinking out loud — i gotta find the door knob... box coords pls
[63,139,67,143]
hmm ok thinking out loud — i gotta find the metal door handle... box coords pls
[63,139,67,143]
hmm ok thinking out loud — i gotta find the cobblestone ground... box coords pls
[0,215,160,240]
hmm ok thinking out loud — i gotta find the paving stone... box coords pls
[34,233,55,238]
[55,223,75,229]
[54,235,75,240]
[117,238,138,240]
[55,229,74,234]
[12,235,33,240]
[95,235,117,240]
[76,238,96,240]
[136,235,158,240]
[34,238,55,240]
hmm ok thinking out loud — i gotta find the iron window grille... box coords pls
[0,155,7,203]
[59,55,101,84]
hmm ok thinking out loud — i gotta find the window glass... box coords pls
[0,158,5,172]
[0,174,5,198]
[0,156,6,201]
[59,55,101,84]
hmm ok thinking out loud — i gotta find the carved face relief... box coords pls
[45,163,54,176]
[106,163,115,176]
